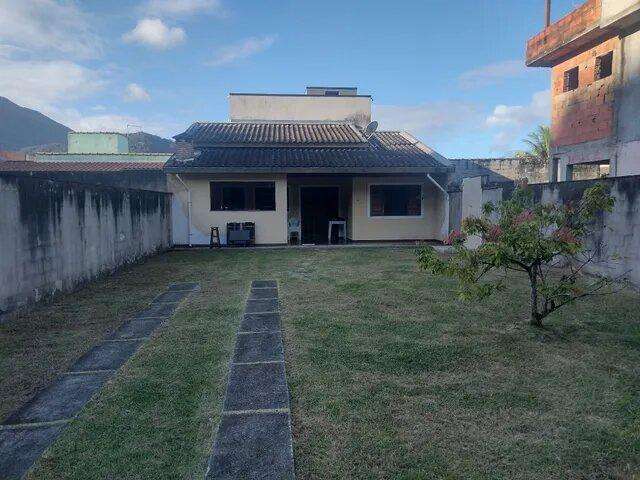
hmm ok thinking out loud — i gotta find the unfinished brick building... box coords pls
[526,0,640,181]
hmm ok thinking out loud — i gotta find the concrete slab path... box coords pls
[206,280,295,480]
[0,282,199,479]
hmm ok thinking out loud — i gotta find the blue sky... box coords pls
[0,0,584,157]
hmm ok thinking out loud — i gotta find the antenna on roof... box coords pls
[364,121,378,138]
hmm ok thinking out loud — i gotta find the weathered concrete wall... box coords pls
[0,174,172,315]
[531,175,640,285]
[472,158,548,184]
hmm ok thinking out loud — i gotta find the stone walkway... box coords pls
[0,282,199,479]
[206,280,295,480]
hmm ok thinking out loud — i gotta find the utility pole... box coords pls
[545,0,552,27]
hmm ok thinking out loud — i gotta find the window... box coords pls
[210,182,276,211]
[563,66,579,92]
[324,90,339,96]
[369,184,422,217]
[595,52,613,80]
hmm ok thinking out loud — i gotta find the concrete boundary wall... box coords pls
[531,175,640,285]
[0,174,172,316]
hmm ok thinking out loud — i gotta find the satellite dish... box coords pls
[364,121,378,137]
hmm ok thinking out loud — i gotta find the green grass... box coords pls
[1,247,639,479]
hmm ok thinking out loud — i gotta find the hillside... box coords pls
[0,96,176,153]
[0,97,70,151]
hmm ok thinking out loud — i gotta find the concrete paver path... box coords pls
[206,280,295,480]
[0,282,198,479]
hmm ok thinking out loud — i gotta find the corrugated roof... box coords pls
[174,122,367,145]
[0,161,166,172]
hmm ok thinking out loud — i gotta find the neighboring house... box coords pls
[526,0,640,181]
[165,86,512,246]
[0,132,172,191]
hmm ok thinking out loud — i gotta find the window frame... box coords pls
[367,182,424,219]
[595,51,613,81]
[209,181,276,212]
[563,66,579,92]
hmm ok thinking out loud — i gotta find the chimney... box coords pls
[175,140,194,160]
[545,0,551,27]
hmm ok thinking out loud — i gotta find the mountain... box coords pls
[127,131,176,153]
[0,96,176,153]
[0,96,71,151]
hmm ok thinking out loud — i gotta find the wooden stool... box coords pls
[210,226,221,248]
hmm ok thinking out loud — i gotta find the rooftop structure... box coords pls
[228,86,372,127]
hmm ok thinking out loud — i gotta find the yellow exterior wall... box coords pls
[350,176,445,241]
[168,173,288,245]
[168,173,446,245]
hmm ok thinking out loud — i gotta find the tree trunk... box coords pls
[528,271,544,328]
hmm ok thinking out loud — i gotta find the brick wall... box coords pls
[526,0,601,64]
[551,36,619,147]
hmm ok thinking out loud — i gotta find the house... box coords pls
[526,0,640,181]
[0,132,172,191]
[165,86,511,246]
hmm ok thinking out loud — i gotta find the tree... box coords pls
[515,125,551,172]
[417,183,620,328]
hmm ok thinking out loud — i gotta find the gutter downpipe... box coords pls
[426,174,450,241]
[175,174,193,247]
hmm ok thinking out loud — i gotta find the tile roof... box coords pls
[168,121,451,173]
[0,161,166,172]
[174,122,368,145]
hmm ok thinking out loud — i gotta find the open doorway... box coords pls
[300,186,339,244]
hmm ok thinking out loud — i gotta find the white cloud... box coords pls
[484,90,551,154]
[0,58,105,113]
[458,59,527,89]
[123,18,186,49]
[485,90,550,128]
[374,101,482,136]
[0,0,102,59]
[206,35,277,67]
[124,83,151,102]
[145,0,225,16]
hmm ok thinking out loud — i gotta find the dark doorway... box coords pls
[300,186,339,244]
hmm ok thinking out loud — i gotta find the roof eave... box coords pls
[164,166,452,174]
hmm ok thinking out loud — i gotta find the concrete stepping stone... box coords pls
[108,318,163,340]
[240,313,281,333]
[152,290,191,304]
[251,280,277,289]
[233,333,283,364]
[249,288,278,300]
[135,302,179,319]
[206,412,294,480]
[4,372,112,425]
[245,298,278,314]
[68,340,143,372]
[0,424,66,479]
[223,363,289,412]
[168,282,199,291]
[0,283,198,478]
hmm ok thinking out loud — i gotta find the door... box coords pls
[300,187,339,244]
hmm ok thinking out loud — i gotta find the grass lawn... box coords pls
[1,247,639,479]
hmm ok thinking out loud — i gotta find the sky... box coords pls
[0,0,585,157]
